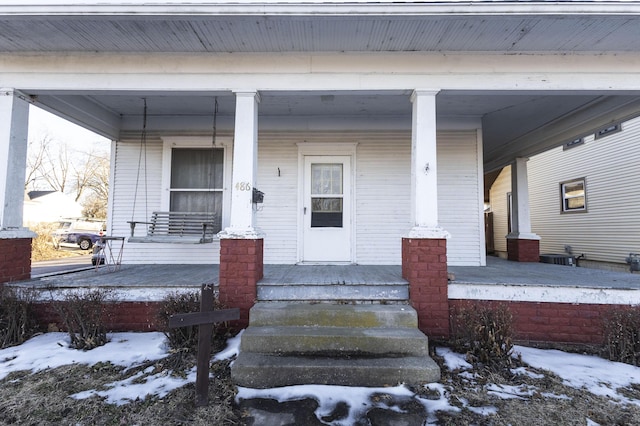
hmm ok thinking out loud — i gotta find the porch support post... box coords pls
[403,90,450,339]
[0,89,36,284]
[506,157,540,262]
[218,90,263,329]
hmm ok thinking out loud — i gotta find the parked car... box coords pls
[52,219,106,251]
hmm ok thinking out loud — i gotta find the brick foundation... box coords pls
[24,295,618,347]
[0,238,32,284]
[402,237,449,339]
[219,238,263,330]
[507,238,540,262]
[32,301,163,332]
[450,299,611,345]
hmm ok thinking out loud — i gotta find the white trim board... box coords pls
[449,283,640,305]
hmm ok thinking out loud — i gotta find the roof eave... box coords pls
[3,1,640,17]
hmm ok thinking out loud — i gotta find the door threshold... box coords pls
[296,261,355,266]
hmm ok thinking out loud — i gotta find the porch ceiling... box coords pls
[6,2,640,170]
[28,89,640,171]
[2,4,640,53]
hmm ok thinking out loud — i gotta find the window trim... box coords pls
[560,178,587,214]
[161,136,233,233]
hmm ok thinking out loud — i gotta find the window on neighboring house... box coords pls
[170,147,224,232]
[560,178,587,213]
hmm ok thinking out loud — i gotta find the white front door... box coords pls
[302,156,352,263]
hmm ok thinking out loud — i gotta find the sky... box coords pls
[28,105,110,154]
[1,331,640,425]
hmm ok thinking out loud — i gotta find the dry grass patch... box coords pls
[2,335,640,425]
[0,355,239,426]
[428,349,640,426]
[31,222,80,261]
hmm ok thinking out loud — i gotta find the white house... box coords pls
[489,115,640,272]
[2,2,640,382]
[23,190,83,225]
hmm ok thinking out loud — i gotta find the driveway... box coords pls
[31,255,93,277]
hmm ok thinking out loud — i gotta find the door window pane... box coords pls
[311,198,343,228]
[310,163,343,228]
[311,164,343,195]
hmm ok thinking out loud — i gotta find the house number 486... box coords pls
[235,182,252,191]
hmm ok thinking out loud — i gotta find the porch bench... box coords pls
[128,211,217,244]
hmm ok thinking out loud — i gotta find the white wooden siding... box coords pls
[437,131,484,266]
[110,138,220,264]
[111,130,483,266]
[528,115,640,265]
[355,133,412,265]
[355,131,484,265]
[489,166,511,256]
[257,136,299,264]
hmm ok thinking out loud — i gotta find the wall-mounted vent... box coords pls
[595,123,621,139]
[540,254,574,266]
[563,137,584,151]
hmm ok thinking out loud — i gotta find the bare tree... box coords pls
[25,134,53,191]
[72,148,108,202]
[79,150,110,218]
[41,142,71,193]
[25,133,110,219]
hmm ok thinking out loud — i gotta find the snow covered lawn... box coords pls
[1,332,640,425]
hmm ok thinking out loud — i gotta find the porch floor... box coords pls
[452,256,640,290]
[12,256,640,290]
[260,264,406,285]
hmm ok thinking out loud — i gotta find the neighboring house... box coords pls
[2,1,640,351]
[23,190,83,226]
[489,115,640,272]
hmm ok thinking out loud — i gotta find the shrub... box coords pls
[603,306,640,366]
[53,288,114,350]
[157,289,228,353]
[30,222,68,261]
[450,302,514,370]
[0,287,37,348]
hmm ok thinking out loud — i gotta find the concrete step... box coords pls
[257,282,408,302]
[232,352,441,388]
[240,325,429,357]
[248,302,418,328]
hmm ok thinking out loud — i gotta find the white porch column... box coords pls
[0,89,33,236]
[408,89,449,239]
[506,157,540,240]
[219,90,263,238]
[0,89,35,284]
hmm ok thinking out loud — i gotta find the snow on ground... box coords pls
[238,383,421,424]
[515,344,640,406]
[0,332,167,381]
[2,332,640,422]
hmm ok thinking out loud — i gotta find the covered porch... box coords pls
[3,1,640,365]
[15,256,640,294]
